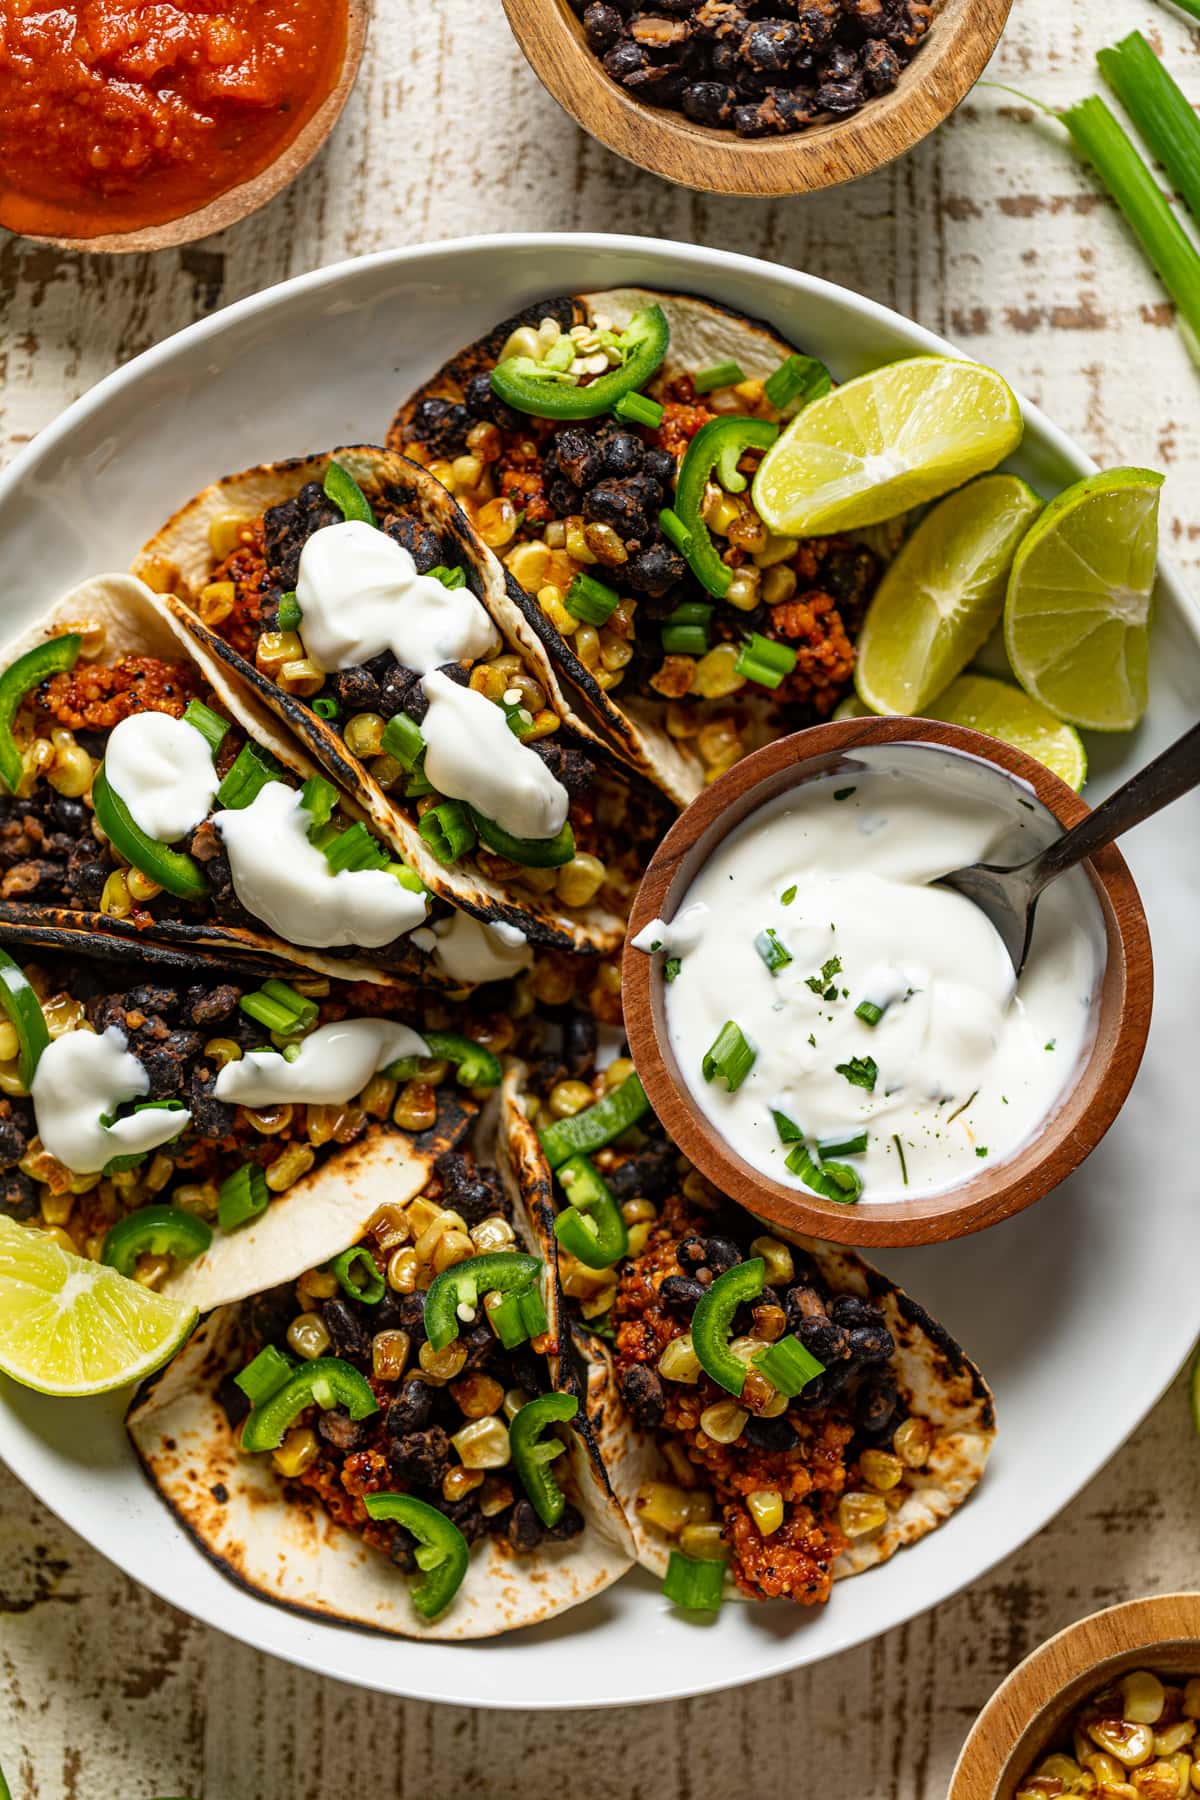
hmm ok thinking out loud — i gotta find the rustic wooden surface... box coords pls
[1,0,1199,1793]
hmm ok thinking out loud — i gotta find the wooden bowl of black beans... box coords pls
[502,0,1014,196]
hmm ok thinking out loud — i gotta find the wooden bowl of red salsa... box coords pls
[0,0,368,253]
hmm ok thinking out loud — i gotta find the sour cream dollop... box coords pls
[642,748,1103,1204]
[295,520,501,674]
[412,911,532,984]
[31,1027,192,1176]
[104,712,218,842]
[214,784,427,948]
[213,1019,429,1109]
[420,671,568,840]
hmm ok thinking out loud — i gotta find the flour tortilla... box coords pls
[134,446,625,954]
[499,1068,996,1592]
[391,288,813,809]
[0,573,442,989]
[128,1149,635,1640]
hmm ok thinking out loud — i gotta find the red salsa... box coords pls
[0,1,349,239]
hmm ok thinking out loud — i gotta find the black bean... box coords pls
[0,1104,32,1170]
[441,1497,489,1545]
[563,1011,598,1078]
[331,665,382,713]
[49,793,86,834]
[434,1150,510,1228]
[217,1372,251,1430]
[660,1275,706,1313]
[185,983,240,1027]
[548,477,584,517]
[702,1236,742,1273]
[388,1293,429,1344]
[387,1424,453,1490]
[376,663,419,718]
[740,20,802,69]
[461,1323,497,1371]
[856,1373,899,1437]
[317,1410,365,1452]
[642,447,677,486]
[464,371,522,435]
[187,1066,236,1140]
[814,78,864,115]
[583,1,624,51]
[604,39,650,81]
[65,847,106,909]
[830,1295,874,1329]
[386,1377,436,1437]
[676,1235,710,1271]
[796,1316,849,1364]
[619,1362,665,1430]
[547,1501,585,1541]
[744,1415,799,1453]
[820,45,859,81]
[263,483,340,589]
[554,426,605,490]
[126,983,178,1018]
[383,514,444,574]
[848,1322,895,1365]
[322,1298,372,1364]
[599,430,645,478]
[0,1171,36,1220]
[409,396,472,459]
[862,38,901,92]
[626,540,686,595]
[507,1499,545,1552]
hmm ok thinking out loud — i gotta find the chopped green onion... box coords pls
[324,821,389,873]
[312,695,340,720]
[217,1162,270,1232]
[893,1134,909,1186]
[324,461,375,524]
[565,571,619,627]
[658,507,693,553]
[734,632,797,691]
[817,1129,868,1159]
[215,740,281,810]
[664,956,682,983]
[419,799,476,865]
[663,1550,726,1612]
[239,979,317,1036]
[299,774,338,830]
[780,884,797,906]
[694,358,746,395]
[381,712,427,771]
[855,1000,884,1027]
[277,591,301,631]
[661,600,713,656]
[753,1334,825,1397]
[771,1108,804,1143]
[182,699,228,753]
[330,1246,385,1305]
[754,927,792,974]
[1098,32,1200,235]
[1060,94,1200,367]
[805,956,842,996]
[489,1285,545,1351]
[234,1345,295,1407]
[785,1136,863,1204]
[702,1020,756,1092]
[614,391,665,428]
[835,1055,877,1092]
[764,352,833,411]
[428,564,467,589]
[405,765,434,799]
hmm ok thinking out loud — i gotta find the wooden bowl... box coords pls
[21,0,368,255]
[950,1593,1200,1799]
[501,0,1013,197]
[622,715,1153,1249]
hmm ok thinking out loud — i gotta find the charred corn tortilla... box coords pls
[499,1063,995,1598]
[0,574,444,990]
[134,446,634,955]
[391,288,874,809]
[127,1152,635,1640]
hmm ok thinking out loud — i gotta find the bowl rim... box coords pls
[948,1592,1200,1800]
[622,714,1154,1248]
[8,0,369,256]
[501,0,1015,196]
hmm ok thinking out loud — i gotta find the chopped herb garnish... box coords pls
[855,999,884,1027]
[833,787,856,802]
[818,1129,868,1159]
[807,1033,816,1048]
[892,1135,909,1186]
[976,1146,989,1158]
[805,955,842,995]
[664,957,682,983]
[835,1055,877,1092]
[780,884,797,906]
[1045,1039,1056,1051]
[754,927,793,974]
[770,1109,804,1143]
[946,1089,978,1124]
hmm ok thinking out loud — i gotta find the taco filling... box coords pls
[0,594,442,979]
[0,946,514,1297]
[391,293,882,796]
[140,451,643,948]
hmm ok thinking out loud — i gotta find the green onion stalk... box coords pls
[1098,31,1200,233]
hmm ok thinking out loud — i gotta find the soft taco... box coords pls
[0,572,459,989]
[0,941,530,1313]
[498,1009,995,1609]
[134,445,658,955]
[389,288,883,807]
[127,1140,634,1639]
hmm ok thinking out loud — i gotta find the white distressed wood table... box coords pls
[1,1,1198,1793]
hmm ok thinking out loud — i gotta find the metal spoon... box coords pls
[938,720,1200,975]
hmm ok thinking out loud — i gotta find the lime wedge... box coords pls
[924,674,1087,790]
[752,356,1024,537]
[854,475,1043,714]
[834,694,871,721]
[0,1216,196,1396]
[1004,467,1161,732]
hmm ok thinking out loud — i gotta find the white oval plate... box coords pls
[0,235,1194,1710]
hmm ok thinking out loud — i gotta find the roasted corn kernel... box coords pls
[287,1313,331,1360]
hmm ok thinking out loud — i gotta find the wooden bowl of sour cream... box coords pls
[622,715,1152,1249]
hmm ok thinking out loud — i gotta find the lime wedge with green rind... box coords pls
[834,694,871,721]
[854,474,1044,715]
[0,1215,196,1396]
[752,356,1024,537]
[1004,467,1161,732]
[924,673,1087,790]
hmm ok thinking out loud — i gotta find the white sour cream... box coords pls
[646,748,1103,1204]
[31,1027,192,1176]
[412,911,532,984]
[214,1019,429,1109]
[420,670,568,840]
[295,520,501,674]
[104,712,218,842]
[214,783,427,948]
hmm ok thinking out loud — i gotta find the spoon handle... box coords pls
[1029,719,1200,893]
